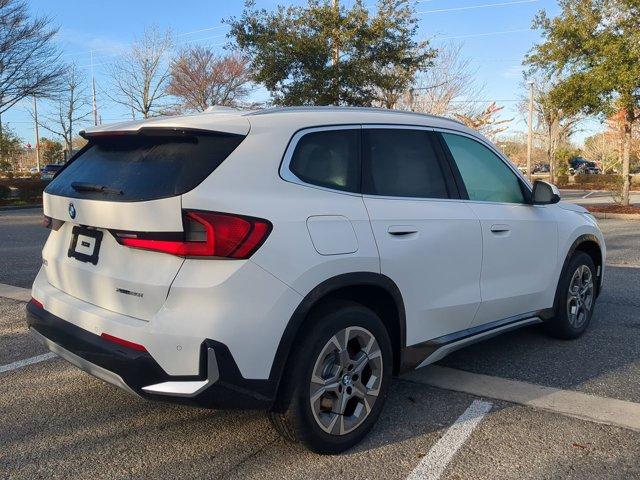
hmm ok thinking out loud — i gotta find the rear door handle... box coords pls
[387,225,418,236]
[490,224,511,233]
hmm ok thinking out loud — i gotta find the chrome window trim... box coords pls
[279,123,535,204]
[279,124,362,197]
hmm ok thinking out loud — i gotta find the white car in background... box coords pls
[27,107,605,453]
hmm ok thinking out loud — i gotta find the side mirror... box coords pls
[532,180,561,205]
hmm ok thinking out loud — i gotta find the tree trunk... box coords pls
[331,0,340,105]
[621,114,631,206]
[547,134,555,184]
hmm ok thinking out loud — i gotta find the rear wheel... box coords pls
[546,251,597,339]
[269,301,392,454]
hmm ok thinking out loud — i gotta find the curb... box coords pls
[589,211,640,220]
[0,204,42,211]
[0,283,31,302]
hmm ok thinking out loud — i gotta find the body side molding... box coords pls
[400,309,554,372]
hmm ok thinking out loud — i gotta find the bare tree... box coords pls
[33,64,91,156]
[107,26,173,118]
[455,102,512,141]
[584,131,619,173]
[401,42,485,117]
[0,0,64,115]
[520,77,581,182]
[168,47,253,112]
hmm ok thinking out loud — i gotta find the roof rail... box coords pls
[244,105,466,125]
[204,105,243,113]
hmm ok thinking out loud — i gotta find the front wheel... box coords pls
[546,251,597,339]
[269,301,393,454]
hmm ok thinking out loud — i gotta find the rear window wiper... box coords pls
[71,182,123,195]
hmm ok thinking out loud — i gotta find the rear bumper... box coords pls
[26,301,276,410]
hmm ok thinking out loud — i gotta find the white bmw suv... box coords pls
[27,107,605,453]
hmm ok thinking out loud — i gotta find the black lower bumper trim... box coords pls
[26,302,276,410]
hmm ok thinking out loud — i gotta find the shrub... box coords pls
[0,178,46,202]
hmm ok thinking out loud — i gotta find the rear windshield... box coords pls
[45,132,245,202]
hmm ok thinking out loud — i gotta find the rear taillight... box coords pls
[113,211,272,259]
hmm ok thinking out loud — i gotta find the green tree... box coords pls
[526,0,640,205]
[40,138,63,165]
[226,0,433,107]
[0,125,21,159]
[555,146,580,176]
[0,125,22,174]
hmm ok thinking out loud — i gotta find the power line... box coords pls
[418,0,538,14]
[434,28,533,40]
[58,24,229,59]
[76,35,227,69]
[175,25,228,37]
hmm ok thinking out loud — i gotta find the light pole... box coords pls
[33,96,41,172]
[526,80,534,183]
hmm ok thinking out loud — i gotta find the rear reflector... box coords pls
[113,211,272,259]
[100,333,148,352]
[29,297,44,309]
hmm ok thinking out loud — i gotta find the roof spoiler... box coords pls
[80,127,244,140]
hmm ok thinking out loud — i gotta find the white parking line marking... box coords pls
[0,283,31,302]
[408,365,640,432]
[0,352,56,374]
[582,191,594,199]
[407,400,492,480]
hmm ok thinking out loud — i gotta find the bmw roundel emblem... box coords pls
[68,202,76,219]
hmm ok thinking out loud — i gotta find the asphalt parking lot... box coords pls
[1,208,640,479]
[560,188,640,206]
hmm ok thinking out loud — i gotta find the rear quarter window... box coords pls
[45,132,245,202]
[288,128,361,193]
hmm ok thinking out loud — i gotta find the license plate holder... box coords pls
[68,226,103,265]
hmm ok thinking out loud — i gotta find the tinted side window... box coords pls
[289,129,360,193]
[442,133,525,204]
[362,129,449,199]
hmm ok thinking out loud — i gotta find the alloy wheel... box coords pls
[309,326,383,436]
[566,264,594,328]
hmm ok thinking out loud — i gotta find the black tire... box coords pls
[546,251,597,340]
[268,300,393,454]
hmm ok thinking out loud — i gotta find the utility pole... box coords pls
[526,80,534,183]
[33,96,41,172]
[91,50,98,126]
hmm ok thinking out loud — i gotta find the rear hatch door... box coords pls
[42,124,247,320]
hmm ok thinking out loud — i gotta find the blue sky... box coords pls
[5,0,601,145]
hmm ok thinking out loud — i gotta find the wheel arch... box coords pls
[268,272,406,397]
[558,234,604,301]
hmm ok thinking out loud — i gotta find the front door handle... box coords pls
[387,225,418,236]
[490,224,511,233]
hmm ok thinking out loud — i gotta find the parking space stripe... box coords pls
[0,282,31,302]
[0,352,56,374]
[407,400,492,480]
[408,365,640,432]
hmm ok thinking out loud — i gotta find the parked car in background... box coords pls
[533,163,550,173]
[40,164,63,181]
[569,157,601,175]
[27,107,606,454]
